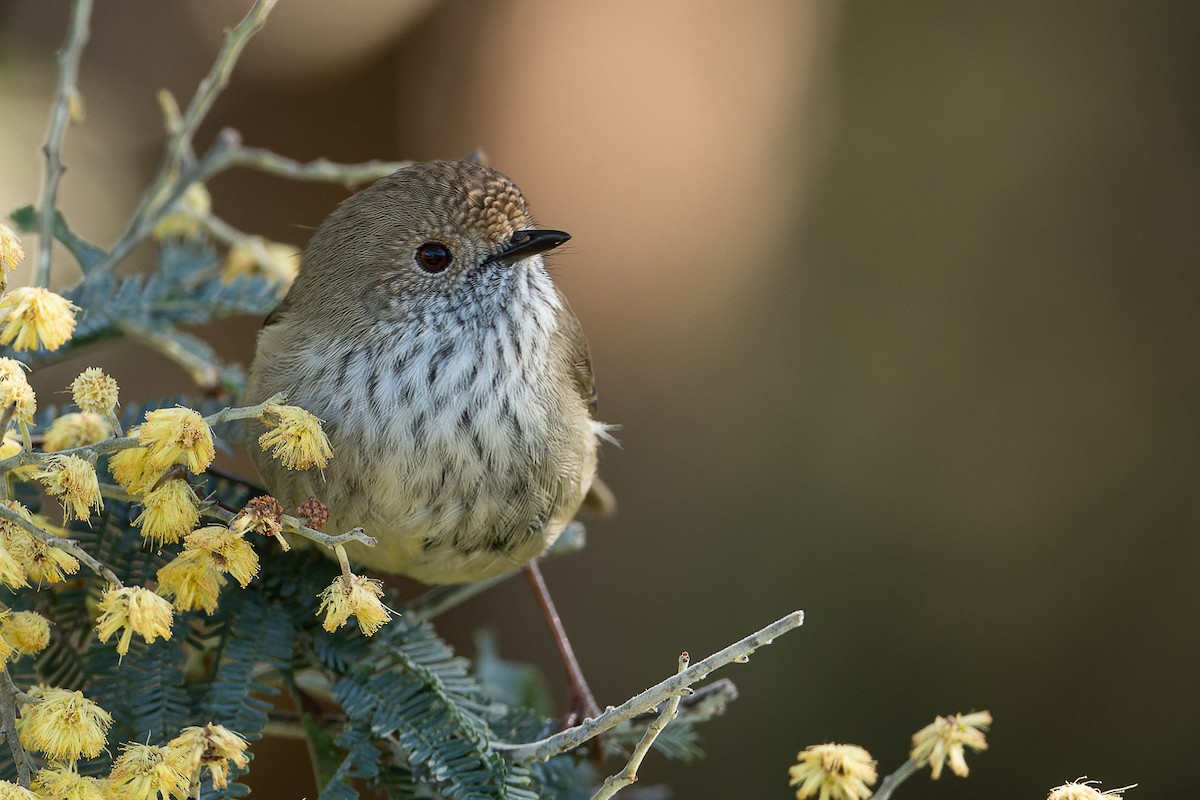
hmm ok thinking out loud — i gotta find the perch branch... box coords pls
[494,610,804,762]
[35,0,93,288]
[199,499,376,550]
[0,503,121,587]
[591,652,689,800]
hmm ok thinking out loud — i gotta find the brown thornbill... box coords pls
[245,160,613,714]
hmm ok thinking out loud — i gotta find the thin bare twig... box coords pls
[592,652,689,800]
[494,611,804,762]
[221,147,409,188]
[35,0,93,287]
[97,0,278,273]
[0,502,121,587]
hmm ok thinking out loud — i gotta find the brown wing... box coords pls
[555,291,616,516]
[555,289,599,414]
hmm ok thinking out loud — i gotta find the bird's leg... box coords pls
[523,560,601,727]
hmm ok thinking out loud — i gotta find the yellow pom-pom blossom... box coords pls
[156,549,227,614]
[223,239,300,287]
[152,182,211,240]
[788,744,877,800]
[258,403,332,470]
[318,571,393,636]
[910,710,992,780]
[109,742,190,800]
[36,454,103,521]
[1047,780,1133,800]
[0,358,37,425]
[1,610,51,656]
[137,407,215,473]
[0,287,78,352]
[17,685,113,762]
[96,586,174,657]
[44,412,112,452]
[0,778,39,799]
[167,724,249,790]
[16,515,80,585]
[69,367,119,415]
[0,223,24,273]
[108,446,158,496]
[184,526,259,587]
[31,764,106,800]
[134,479,199,546]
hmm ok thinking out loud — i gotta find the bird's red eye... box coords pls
[416,242,452,273]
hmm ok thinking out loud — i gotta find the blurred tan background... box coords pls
[3,1,1199,797]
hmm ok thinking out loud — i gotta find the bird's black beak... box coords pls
[495,229,571,264]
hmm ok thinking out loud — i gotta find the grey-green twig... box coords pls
[591,652,690,800]
[199,498,377,551]
[221,147,410,188]
[494,610,804,762]
[35,0,93,288]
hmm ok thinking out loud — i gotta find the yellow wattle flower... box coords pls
[17,685,113,762]
[134,479,199,546]
[910,710,992,780]
[137,406,215,473]
[36,454,103,521]
[258,403,332,470]
[43,411,111,452]
[95,586,175,657]
[0,286,78,352]
[788,743,877,800]
[317,571,393,636]
[69,367,120,415]
[0,610,51,656]
[156,549,227,614]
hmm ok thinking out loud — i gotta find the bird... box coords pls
[245,159,612,585]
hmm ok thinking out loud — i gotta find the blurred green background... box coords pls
[3,1,1198,797]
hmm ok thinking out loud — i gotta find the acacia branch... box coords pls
[199,500,376,550]
[592,652,689,800]
[494,610,804,762]
[35,0,93,287]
